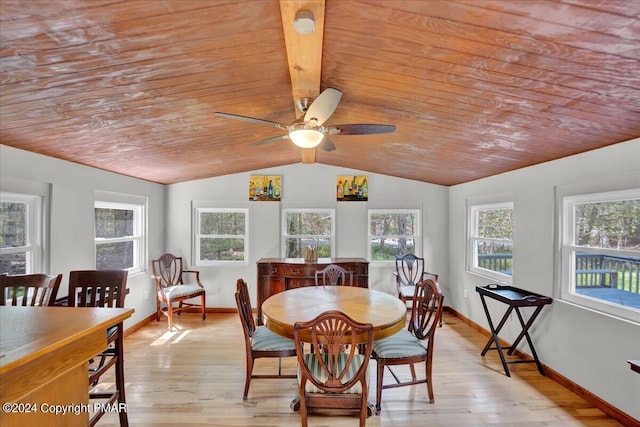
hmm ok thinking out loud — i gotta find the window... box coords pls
[469,202,514,282]
[282,209,334,258]
[195,208,248,265]
[368,209,420,262]
[95,201,145,274]
[0,192,43,274]
[560,189,640,321]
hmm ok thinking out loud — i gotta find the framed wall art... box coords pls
[250,175,281,201]
[337,175,368,201]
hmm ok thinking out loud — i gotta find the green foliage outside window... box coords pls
[199,211,246,261]
[0,201,28,274]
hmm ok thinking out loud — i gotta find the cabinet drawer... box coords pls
[287,278,316,289]
[285,265,315,277]
[347,263,368,275]
[258,263,285,275]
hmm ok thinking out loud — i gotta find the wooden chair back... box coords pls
[409,278,444,340]
[294,310,373,427]
[395,254,425,287]
[151,253,185,288]
[0,273,62,306]
[235,279,256,339]
[68,270,128,308]
[315,264,353,286]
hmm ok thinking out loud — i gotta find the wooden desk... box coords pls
[262,286,406,342]
[256,257,369,325]
[0,306,134,427]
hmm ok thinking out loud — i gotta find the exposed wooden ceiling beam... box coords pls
[279,0,325,164]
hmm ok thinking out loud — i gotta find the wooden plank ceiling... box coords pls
[1,0,639,186]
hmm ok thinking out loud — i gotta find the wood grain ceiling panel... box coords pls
[1,0,638,185]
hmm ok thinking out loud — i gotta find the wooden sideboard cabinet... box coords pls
[256,257,369,324]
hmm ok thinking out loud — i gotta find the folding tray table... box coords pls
[476,284,552,377]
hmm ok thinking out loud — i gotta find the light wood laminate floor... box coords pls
[92,311,624,426]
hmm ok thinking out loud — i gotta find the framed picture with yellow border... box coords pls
[250,175,281,201]
[337,175,368,201]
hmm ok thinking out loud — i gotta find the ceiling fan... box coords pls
[215,88,395,152]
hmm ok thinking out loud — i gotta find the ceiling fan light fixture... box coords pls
[289,128,324,148]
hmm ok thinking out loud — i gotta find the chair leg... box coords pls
[114,327,129,427]
[299,391,309,427]
[201,293,206,320]
[425,359,435,403]
[376,359,384,415]
[156,298,161,321]
[167,301,174,330]
[243,356,254,400]
[409,362,417,381]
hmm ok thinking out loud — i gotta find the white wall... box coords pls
[448,138,640,420]
[165,163,449,309]
[3,139,638,419]
[1,145,165,328]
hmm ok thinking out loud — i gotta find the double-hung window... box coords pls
[559,189,640,322]
[468,202,514,282]
[95,200,145,274]
[0,192,43,274]
[368,209,420,262]
[195,208,248,265]
[282,209,335,258]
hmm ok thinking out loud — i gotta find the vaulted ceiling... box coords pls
[1,0,639,186]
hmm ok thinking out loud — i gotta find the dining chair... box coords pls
[151,253,206,330]
[294,310,374,427]
[0,273,62,306]
[68,269,129,427]
[235,278,297,400]
[314,264,353,286]
[394,253,441,326]
[372,278,444,415]
[394,254,438,306]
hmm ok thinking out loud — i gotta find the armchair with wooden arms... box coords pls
[151,253,206,330]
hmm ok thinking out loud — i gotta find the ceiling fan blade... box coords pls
[317,137,336,152]
[304,88,342,125]
[215,112,288,130]
[328,124,396,135]
[251,134,289,146]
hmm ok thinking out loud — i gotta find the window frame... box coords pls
[367,209,421,265]
[468,201,514,283]
[559,188,640,323]
[194,207,249,266]
[0,192,43,274]
[94,200,146,275]
[281,208,335,259]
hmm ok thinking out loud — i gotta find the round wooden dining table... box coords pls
[261,286,407,342]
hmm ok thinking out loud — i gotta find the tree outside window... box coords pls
[561,190,640,320]
[195,208,248,264]
[95,201,144,273]
[0,193,41,274]
[469,202,514,282]
[282,209,334,258]
[368,210,419,262]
